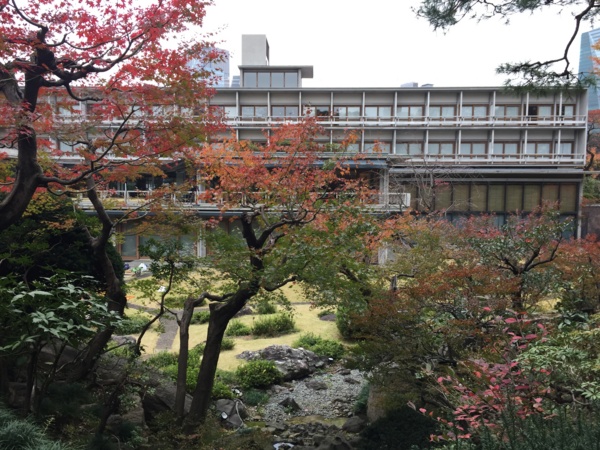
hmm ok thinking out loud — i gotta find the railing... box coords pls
[227,115,587,128]
[74,190,411,212]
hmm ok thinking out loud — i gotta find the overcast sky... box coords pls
[201,0,592,88]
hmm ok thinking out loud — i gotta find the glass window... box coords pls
[396,142,423,155]
[316,106,330,117]
[223,106,236,118]
[364,142,390,153]
[460,142,487,155]
[255,106,268,118]
[365,106,392,118]
[462,105,487,118]
[271,72,284,88]
[526,142,552,155]
[365,106,378,118]
[428,142,454,155]
[494,142,519,155]
[558,142,573,154]
[243,72,257,87]
[334,106,361,118]
[121,234,137,257]
[495,105,520,118]
[241,106,254,117]
[429,106,455,118]
[284,72,298,87]
[272,106,285,117]
[562,105,575,116]
[257,72,270,88]
[397,105,423,118]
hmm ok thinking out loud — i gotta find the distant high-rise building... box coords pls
[579,28,600,110]
[189,48,231,87]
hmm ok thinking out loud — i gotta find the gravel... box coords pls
[261,368,367,423]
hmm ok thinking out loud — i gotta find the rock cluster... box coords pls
[237,345,329,381]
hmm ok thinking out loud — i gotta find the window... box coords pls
[459,142,487,156]
[493,142,519,156]
[241,106,268,118]
[222,106,237,118]
[242,71,299,88]
[333,106,361,118]
[304,106,330,117]
[429,105,455,119]
[396,142,423,156]
[285,72,298,87]
[243,72,257,87]
[561,105,575,117]
[365,106,392,119]
[526,142,552,156]
[271,72,284,88]
[462,105,487,118]
[428,142,454,156]
[58,140,76,154]
[527,105,552,117]
[558,142,574,155]
[495,105,520,118]
[257,72,270,87]
[364,142,390,153]
[397,105,423,119]
[272,106,299,117]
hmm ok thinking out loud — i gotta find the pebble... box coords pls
[261,369,366,423]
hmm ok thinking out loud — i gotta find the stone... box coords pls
[122,393,147,429]
[315,434,353,450]
[279,396,301,412]
[342,415,366,433]
[237,345,329,381]
[366,385,387,423]
[343,377,360,384]
[7,382,28,409]
[305,380,328,390]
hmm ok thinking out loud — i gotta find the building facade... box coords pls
[208,35,587,235]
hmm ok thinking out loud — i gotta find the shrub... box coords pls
[318,309,335,318]
[188,343,205,366]
[220,337,235,351]
[243,389,270,406]
[251,313,296,337]
[191,310,211,325]
[211,381,234,400]
[353,384,370,414]
[215,369,238,385]
[225,320,252,337]
[236,360,282,389]
[0,419,44,450]
[255,299,277,315]
[115,313,148,335]
[146,351,178,368]
[293,333,345,359]
[358,406,436,450]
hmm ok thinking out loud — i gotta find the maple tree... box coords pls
[0,0,222,376]
[175,120,378,429]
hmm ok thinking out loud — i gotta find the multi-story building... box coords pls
[579,27,600,110]
[208,35,586,234]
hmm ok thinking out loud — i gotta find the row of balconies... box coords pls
[226,115,587,128]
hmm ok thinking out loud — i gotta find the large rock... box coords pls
[237,345,328,381]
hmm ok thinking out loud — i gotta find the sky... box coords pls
[201,0,593,88]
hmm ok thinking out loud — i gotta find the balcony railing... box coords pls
[227,115,587,128]
[74,190,410,212]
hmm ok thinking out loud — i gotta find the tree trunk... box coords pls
[183,285,257,433]
[175,298,195,420]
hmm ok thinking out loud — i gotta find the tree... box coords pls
[416,0,597,89]
[181,120,378,431]
[0,0,221,378]
[460,208,572,310]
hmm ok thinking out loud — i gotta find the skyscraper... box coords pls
[579,28,600,110]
